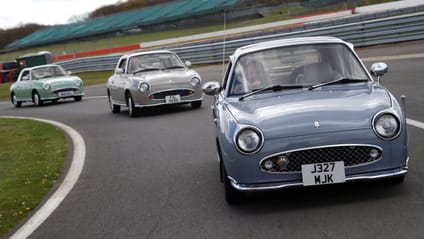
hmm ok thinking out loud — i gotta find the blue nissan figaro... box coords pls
[202,36,409,204]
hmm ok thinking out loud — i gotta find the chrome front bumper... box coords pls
[230,164,409,192]
[133,96,203,108]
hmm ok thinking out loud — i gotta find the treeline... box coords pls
[0,24,46,51]
[89,0,173,18]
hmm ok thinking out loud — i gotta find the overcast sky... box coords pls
[0,0,120,29]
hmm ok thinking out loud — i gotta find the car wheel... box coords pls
[388,175,405,184]
[191,100,202,109]
[33,92,43,106]
[128,94,138,117]
[74,96,82,101]
[11,93,22,108]
[108,93,120,113]
[222,165,244,204]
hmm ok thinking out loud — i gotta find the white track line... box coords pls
[0,116,86,239]
[407,118,424,129]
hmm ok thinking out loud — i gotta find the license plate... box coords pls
[58,91,74,97]
[165,95,181,104]
[301,161,345,186]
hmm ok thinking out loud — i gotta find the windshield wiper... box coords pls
[133,68,161,74]
[165,65,184,70]
[239,84,304,101]
[308,78,369,91]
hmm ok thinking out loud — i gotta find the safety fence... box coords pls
[58,9,424,73]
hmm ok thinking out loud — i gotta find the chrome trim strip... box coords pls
[41,93,84,101]
[51,87,79,93]
[133,97,203,108]
[231,169,408,191]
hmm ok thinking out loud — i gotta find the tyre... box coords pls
[11,93,22,108]
[191,100,202,109]
[108,93,120,113]
[388,175,405,184]
[222,164,244,204]
[128,94,138,117]
[74,96,82,101]
[33,92,43,106]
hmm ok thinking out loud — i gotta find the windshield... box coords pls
[128,53,185,74]
[31,65,67,80]
[228,43,369,96]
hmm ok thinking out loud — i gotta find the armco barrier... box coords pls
[57,11,424,73]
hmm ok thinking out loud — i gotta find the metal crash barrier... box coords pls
[58,10,424,73]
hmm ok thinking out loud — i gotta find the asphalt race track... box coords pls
[1,40,423,239]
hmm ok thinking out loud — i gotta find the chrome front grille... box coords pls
[260,145,382,173]
[150,89,193,99]
[52,88,78,94]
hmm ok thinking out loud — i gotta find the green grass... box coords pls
[75,70,113,86]
[0,118,67,237]
[0,83,11,101]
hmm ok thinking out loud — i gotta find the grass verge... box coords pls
[74,70,113,86]
[0,118,67,237]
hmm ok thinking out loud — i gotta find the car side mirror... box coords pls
[202,81,221,95]
[370,62,388,83]
[185,61,192,68]
[115,68,124,74]
[67,70,72,75]
[22,75,29,81]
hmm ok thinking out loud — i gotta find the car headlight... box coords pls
[190,77,201,88]
[235,127,263,154]
[373,113,400,139]
[138,82,150,93]
[43,83,51,91]
[75,79,83,87]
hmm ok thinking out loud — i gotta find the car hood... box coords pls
[135,69,197,86]
[43,76,80,86]
[226,84,392,139]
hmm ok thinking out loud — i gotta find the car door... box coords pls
[109,58,128,104]
[14,69,31,100]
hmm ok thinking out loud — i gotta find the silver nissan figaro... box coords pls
[107,50,203,117]
[202,36,409,204]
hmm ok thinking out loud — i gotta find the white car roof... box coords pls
[123,50,176,59]
[23,64,62,71]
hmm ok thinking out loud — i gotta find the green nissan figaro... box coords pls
[10,64,84,107]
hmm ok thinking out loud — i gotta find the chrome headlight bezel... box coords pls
[43,83,51,91]
[234,126,264,155]
[372,112,401,140]
[138,82,150,93]
[190,77,201,88]
[75,79,83,87]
